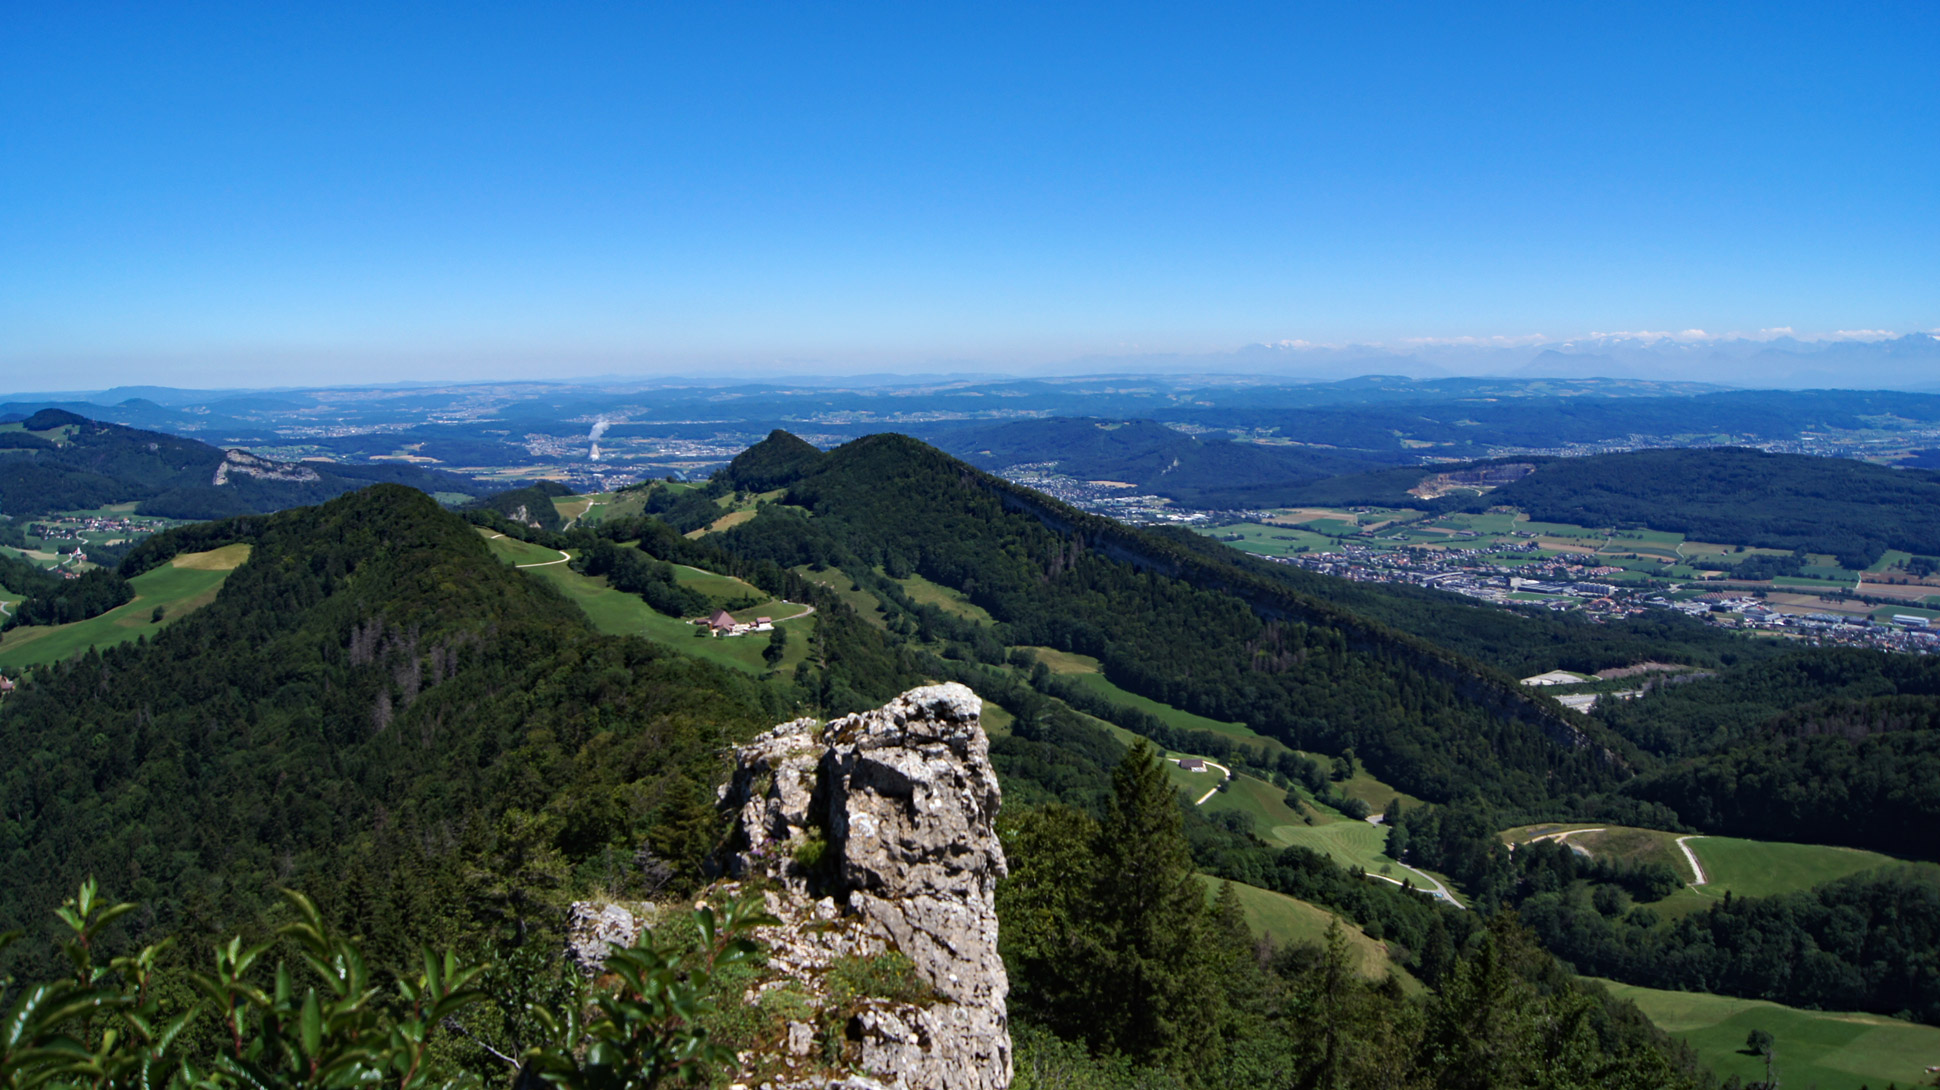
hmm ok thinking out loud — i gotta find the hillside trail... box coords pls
[1676,835,1709,885]
[485,533,572,568]
[1527,828,1604,857]
[1366,864,1464,909]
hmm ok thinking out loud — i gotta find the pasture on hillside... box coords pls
[1502,823,1904,918]
[895,571,995,624]
[1599,978,1940,1090]
[1018,644,1288,753]
[1673,836,1900,913]
[0,544,251,670]
[1197,876,1420,988]
[480,529,813,676]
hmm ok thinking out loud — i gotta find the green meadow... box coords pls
[895,571,996,624]
[1198,876,1418,986]
[480,530,813,676]
[1598,979,1940,1090]
[1502,824,1904,917]
[792,565,889,628]
[0,544,251,671]
[1670,836,1900,912]
[1018,644,1287,753]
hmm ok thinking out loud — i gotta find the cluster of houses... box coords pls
[694,609,774,637]
[28,516,157,543]
[1662,593,1940,651]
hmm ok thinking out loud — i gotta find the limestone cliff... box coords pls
[570,683,1010,1090]
[720,682,1010,1090]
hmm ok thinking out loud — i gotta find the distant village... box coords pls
[26,514,160,543]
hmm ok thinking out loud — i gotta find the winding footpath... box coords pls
[485,533,572,568]
[1675,835,1709,885]
[1526,828,1604,857]
[1365,866,1464,908]
[519,549,572,568]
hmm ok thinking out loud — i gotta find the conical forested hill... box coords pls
[0,484,779,965]
[718,428,827,491]
[710,432,1632,808]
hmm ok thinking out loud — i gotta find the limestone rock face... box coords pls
[564,901,644,977]
[720,683,1010,1090]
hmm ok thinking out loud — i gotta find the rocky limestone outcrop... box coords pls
[719,682,1010,1090]
[211,448,322,486]
[563,684,1010,1089]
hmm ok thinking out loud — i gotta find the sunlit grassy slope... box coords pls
[0,545,251,670]
[478,529,813,676]
[1198,876,1420,989]
[1501,823,1903,918]
[1598,978,1940,1090]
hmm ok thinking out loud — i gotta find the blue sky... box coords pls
[3,2,1936,385]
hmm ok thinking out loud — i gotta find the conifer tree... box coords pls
[1091,740,1224,1070]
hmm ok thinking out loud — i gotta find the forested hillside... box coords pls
[0,486,788,970]
[936,417,1406,507]
[1288,447,1940,566]
[0,408,484,519]
[712,431,1625,809]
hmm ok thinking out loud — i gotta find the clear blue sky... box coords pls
[4,2,1936,384]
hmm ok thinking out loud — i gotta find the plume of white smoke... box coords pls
[589,417,610,461]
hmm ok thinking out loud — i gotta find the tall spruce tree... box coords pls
[1091,739,1224,1070]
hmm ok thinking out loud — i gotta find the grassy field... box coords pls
[1677,836,1898,909]
[0,545,251,670]
[1502,824,1903,916]
[480,531,814,675]
[480,531,568,566]
[1022,646,1105,674]
[1017,644,1286,752]
[1503,824,1699,884]
[896,572,995,624]
[1204,523,1342,557]
[670,563,769,606]
[1598,978,1940,1089]
[1199,876,1417,985]
[792,566,889,628]
[1308,761,1426,813]
[553,494,598,526]
[1197,770,1306,827]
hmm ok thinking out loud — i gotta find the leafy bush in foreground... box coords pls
[0,880,770,1090]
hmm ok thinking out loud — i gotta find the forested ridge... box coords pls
[0,408,485,519]
[712,431,1631,809]
[1289,446,1940,567]
[0,486,792,970]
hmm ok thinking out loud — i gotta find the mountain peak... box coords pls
[721,429,828,491]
